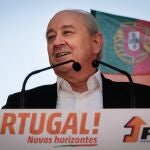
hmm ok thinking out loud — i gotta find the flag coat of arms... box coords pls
[91,10,150,75]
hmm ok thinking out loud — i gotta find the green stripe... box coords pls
[92,10,137,74]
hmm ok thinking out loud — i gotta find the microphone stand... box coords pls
[93,59,136,108]
[20,60,78,108]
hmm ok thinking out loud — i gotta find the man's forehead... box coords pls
[47,13,84,32]
[46,25,75,35]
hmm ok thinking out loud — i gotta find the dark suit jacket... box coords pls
[2,75,150,108]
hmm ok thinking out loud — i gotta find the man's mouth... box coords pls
[56,52,71,58]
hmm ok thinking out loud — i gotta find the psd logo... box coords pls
[123,116,150,142]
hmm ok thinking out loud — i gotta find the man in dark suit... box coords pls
[2,9,150,109]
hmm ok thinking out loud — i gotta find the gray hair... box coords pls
[54,9,100,35]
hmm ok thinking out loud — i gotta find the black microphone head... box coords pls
[72,61,81,72]
[92,59,99,68]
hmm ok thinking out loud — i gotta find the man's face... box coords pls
[46,11,100,75]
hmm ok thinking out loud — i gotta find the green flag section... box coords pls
[91,10,150,75]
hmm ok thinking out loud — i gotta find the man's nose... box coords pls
[53,34,65,46]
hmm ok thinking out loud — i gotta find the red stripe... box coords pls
[104,73,150,86]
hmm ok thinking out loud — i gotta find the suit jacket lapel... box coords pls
[101,74,131,108]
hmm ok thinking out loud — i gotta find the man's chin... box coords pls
[54,64,73,74]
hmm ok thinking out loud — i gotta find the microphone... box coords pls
[92,59,136,108]
[20,60,81,108]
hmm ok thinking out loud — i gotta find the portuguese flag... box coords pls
[91,10,150,75]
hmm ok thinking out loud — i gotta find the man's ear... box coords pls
[92,32,103,55]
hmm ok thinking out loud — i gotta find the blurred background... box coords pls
[0,0,150,108]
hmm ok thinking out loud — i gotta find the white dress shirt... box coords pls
[56,70,103,109]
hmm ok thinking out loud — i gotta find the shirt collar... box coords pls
[57,70,102,93]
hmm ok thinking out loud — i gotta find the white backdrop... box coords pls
[0,0,150,108]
